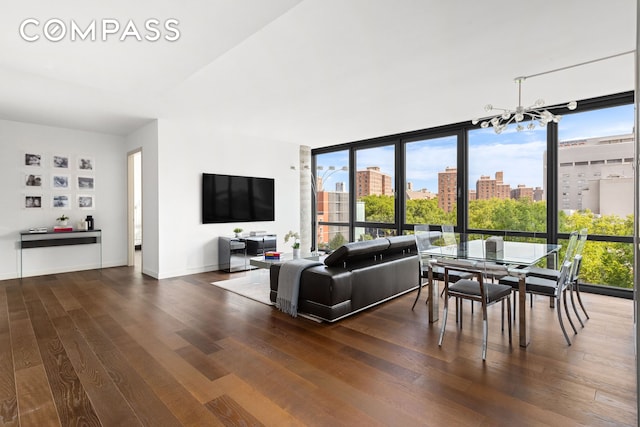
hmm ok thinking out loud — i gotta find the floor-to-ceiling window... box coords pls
[467,125,547,233]
[556,104,635,289]
[311,91,634,293]
[315,151,350,251]
[404,134,458,227]
[354,144,396,240]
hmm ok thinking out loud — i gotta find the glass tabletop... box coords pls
[421,235,560,266]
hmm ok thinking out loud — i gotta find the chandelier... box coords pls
[472,77,577,134]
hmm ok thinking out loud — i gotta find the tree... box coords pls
[328,232,346,250]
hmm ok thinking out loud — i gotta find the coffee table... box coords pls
[249,253,322,269]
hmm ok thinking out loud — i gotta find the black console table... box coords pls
[218,234,276,272]
[19,229,102,278]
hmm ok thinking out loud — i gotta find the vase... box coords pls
[293,248,301,259]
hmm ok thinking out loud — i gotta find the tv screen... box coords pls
[202,173,275,223]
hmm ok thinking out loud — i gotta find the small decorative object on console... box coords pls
[85,215,94,230]
[284,230,301,258]
[264,251,282,260]
[233,227,243,238]
[56,214,69,226]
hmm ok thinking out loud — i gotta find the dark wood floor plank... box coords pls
[0,287,18,426]
[66,308,184,427]
[93,313,222,426]
[176,328,224,355]
[175,345,228,381]
[15,364,61,427]
[205,394,264,427]
[0,264,635,426]
[50,314,143,426]
[24,297,101,426]
[6,286,42,372]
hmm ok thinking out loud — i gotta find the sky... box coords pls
[315,104,634,193]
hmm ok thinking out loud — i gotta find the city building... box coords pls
[437,166,457,212]
[406,182,436,200]
[544,134,634,216]
[356,166,393,198]
[476,171,511,200]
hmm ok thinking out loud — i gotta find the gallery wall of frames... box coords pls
[22,152,96,211]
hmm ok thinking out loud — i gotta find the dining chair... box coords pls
[527,230,579,282]
[526,228,589,324]
[438,261,512,361]
[498,260,575,345]
[412,225,473,310]
[571,229,590,321]
[568,254,587,327]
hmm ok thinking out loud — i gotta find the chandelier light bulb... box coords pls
[472,77,577,134]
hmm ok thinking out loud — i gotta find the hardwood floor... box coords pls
[0,266,636,426]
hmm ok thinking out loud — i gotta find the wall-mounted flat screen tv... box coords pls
[202,173,275,223]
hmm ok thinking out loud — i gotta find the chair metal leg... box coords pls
[501,300,504,332]
[575,282,590,319]
[482,303,488,361]
[411,278,422,310]
[556,296,572,346]
[569,283,584,328]
[438,296,449,347]
[507,296,512,344]
[563,290,578,335]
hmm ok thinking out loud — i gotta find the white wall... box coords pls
[125,121,160,277]
[156,117,300,279]
[0,119,128,279]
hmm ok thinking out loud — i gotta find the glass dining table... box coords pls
[420,235,561,347]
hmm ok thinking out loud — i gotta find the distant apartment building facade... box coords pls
[406,182,436,200]
[438,167,457,212]
[438,168,539,212]
[317,182,349,245]
[356,166,393,198]
[544,133,634,216]
[476,171,511,200]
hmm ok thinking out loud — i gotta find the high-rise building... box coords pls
[356,166,393,198]
[438,167,457,212]
[476,171,511,200]
[544,133,634,216]
[511,184,534,201]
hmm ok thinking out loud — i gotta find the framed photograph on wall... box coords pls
[52,154,69,169]
[78,194,95,209]
[52,174,69,189]
[77,176,94,190]
[24,194,43,209]
[52,194,71,209]
[24,173,43,187]
[78,156,95,171]
[24,153,42,167]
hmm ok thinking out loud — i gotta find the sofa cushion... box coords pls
[324,238,390,267]
[384,235,417,257]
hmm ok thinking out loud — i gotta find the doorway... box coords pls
[127,149,142,270]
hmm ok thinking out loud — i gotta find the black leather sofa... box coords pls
[269,235,419,322]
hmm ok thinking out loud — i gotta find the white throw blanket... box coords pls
[276,259,323,317]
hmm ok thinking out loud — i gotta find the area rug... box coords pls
[210,270,322,322]
[211,270,274,306]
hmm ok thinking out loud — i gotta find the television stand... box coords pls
[218,234,276,272]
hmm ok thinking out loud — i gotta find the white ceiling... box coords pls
[0,0,636,147]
